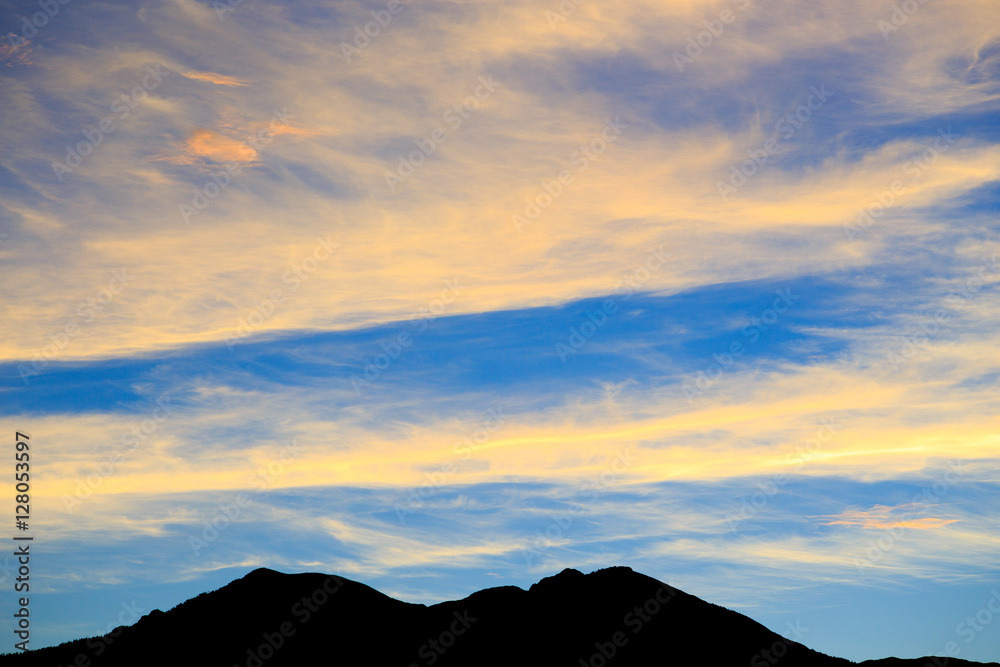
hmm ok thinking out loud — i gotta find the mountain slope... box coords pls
[1,566,995,667]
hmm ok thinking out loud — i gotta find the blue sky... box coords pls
[1,0,999,662]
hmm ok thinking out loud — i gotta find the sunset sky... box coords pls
[1,0,999,661]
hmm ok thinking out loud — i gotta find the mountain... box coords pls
[2,566,995,667]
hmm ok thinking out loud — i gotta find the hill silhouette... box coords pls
[2,566,996,667]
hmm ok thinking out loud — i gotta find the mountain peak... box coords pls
[527,567,585,593]
[553,566,585,579]
[243,566,283,578]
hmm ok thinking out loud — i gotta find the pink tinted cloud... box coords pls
[1,37,33,67]
[154,106,319,168]
[185,128,259,163]
[181,70,251,87]
[820,503,959,530]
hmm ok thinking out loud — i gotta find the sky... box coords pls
[0,0,999,662]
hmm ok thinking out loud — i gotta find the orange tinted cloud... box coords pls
[185,128,258,163]
[0,38,33,67]
[822,504,959,530]
[182,70,250,86]
[884,519,960,529]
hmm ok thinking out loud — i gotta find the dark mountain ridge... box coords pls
[2,566,995,667]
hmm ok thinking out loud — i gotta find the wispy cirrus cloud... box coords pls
[1,0,999,361]
[181,70,251,87]
[1,0,999,660]
[820,504,961,530]
[0,37,33,67]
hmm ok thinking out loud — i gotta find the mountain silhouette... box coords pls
[2,566,996,667]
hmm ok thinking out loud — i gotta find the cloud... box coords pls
[182,128,259,163]
[820,504,961,530]
[0,0,997,361]
[181,70,251,86]
[0,36,33,67]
